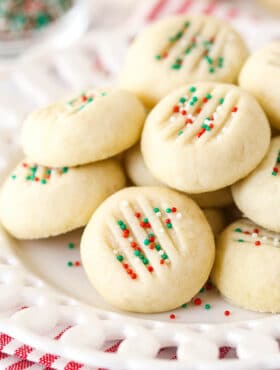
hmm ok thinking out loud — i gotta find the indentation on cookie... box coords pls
[271,150,280,176]
[233,220,280,248]
[267,48,280,68]
[10,161,69,184]
[154,19,225,74]
[66,91,107,112]
[162,85,239,142]
[107,199,183,280]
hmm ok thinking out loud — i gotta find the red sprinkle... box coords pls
[82,95,87,102]
[224,310,231,316]
[209,123,214,129]
[173,105,180,113]
[186,118,193,124]
[169,314,176,320]
[22,163,28,167]
[131,241,137,248]
[203,97,208,103]
[123,229,129,238]
[253,228,259,233]
[74,261,80,267]
[148,266,154,272]
[171,207,177,213]
[160,259,165,265]
[135,212,141,218]
[206,282,212,290]
[273,167,279,173]
[181,110,187,115]
[162,51,168,58]
[194,298,202,305]
[35,177,39,182]
[123,263,129,269]
[165,218,171,224]
[149,236,155,242]
[197,128,206,138]
[245,231,250,235]
[196,108,202,114]
[255,241,261,246]
[232,106,238,113]
[149,243,155,250]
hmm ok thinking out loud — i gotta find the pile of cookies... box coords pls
[1,14,280,314]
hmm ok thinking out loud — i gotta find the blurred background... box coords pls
[0,0,279,181]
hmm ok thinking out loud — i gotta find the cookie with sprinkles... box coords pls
[124,143,233,208]
[81,187,215,313]
[141,82,270,193]
[232,137,280,232]
[120,15,249,107]
[239,41,280,130]
[212,218,280,313]
[0,158,125,239]
[21,88,146,167]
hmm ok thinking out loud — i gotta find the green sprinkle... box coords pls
[68,243,75,249]
[189,86,196,93]
[36,13,50,29]
[144,218,149,223]
[178,130,184,136]
[192,96,198,102]
[182,303,188,308]
[117,255,124,262]
[153,207,160,213]
[238,239,244,243]
[179,97,186,103]
[41,179,47,184]
[185,47,192,54]
[218,57,224,63]
[166,223,173,229]
[234,228,242,233]
[26,176,32,181]
[176,31,183,39]
[184,21,190,27]
[67,261,73,267]
[143,258,149,265]
[31,166,37,172]
[219,98,224,104]
[162,253,168,260]
[62,167,68,173]
[46,169,52,175]
[272,172,277,176]
[144,239,150,246]
[87,97,94,103]
[205,304,211,310]
[209,67,215,73]
[140,254,145,260]
[205,55,213,65]
[277,157,280,163]
[120,224,127,230]
[101,92,107,96]
[11,175,16,180]
[206,93,212,100]
[148,233,154,238]
[117,220,123,226]
[155,55,161,60]
[155,244,161,251]
[166,208,172,213]
[134,250,140,256]
[171,64,181,70]
[200,287,205,293]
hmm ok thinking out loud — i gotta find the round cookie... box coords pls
[120,15,249,107]
[81,187,215,313]
[232,136,280,232]
[125,144,232,207]
[0,158,126,239]
[212,218,280,313]
[141,83,271,193]
[203,208,226,236]
[258,0,280,13]
[239,41,280,130]
[21,88,146,167]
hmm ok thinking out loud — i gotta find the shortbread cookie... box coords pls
[0,159,126,239]
[258,0,280,13]
[121,15,249,107]
[21,89,146,167]
[239,42,280,130]
[125,144,232,207]
[232,137,280,232]
[204,208,226,236]
[141,83,271,193]
[212,219,280,312]
[81,187,215,313]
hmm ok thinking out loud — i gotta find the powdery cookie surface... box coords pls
[141,83,271,193]
[258,0,280,13]
[0,158,126,239]
[212,219,280,313]
[125,144,232,207]
[22,89,146,167]
[239,41,280,130]
[81,187,215,313]
[121,15,249,107]
[232,136,280,232]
